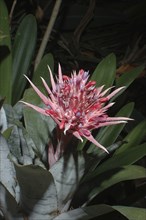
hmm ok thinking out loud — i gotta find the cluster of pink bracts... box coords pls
[21,64,131,156]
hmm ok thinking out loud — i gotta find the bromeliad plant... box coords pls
[0,1,146,219]
[0,54,146,220]
[21,65,131,166]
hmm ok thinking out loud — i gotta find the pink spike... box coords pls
[58,63,63,83]
[40,77,56,103]
[24,75,49,105]
[107,86,125,100]
[73,131,83,142]
[102,102,115,110]
[47,66,56,91]
[21,101,60,125]
[106,117,133,121]
[96,85,105,96]
[96,120,127,128]
[20,101,48,116]
[82,133,109,153]
[100,86,114,97]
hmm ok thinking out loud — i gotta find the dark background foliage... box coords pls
[5,0,146,116]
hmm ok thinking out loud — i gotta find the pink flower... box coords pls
[21,64,131,153]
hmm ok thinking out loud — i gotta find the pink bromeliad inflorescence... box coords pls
[21,64,131,153]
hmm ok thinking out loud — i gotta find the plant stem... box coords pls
[34,0,62,71]
[9,0,17,22]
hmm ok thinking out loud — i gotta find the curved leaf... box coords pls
[113,206,146,220]
[12,14,37,104]
[0,0,12,103]
[85,142,146,181]
[87,102,134,153]
[91,53,116,89]
[0,107,7,133]
[32,53,54,87]
[0,135,16,197]
[14,164,58,219]
[22,88,55,155]
[97,102,134,146]
[50,153,85,212]
[54,204,113,220]
[0,184,23,220]
[85,165,146,205]
[115,119,146,155]
[116,65,144,89]
[54,203,146,220]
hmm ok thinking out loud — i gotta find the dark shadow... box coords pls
[0,46,10,63]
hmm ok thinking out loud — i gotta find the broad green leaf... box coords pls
[110,65,145,102]
[14,164,58,219]
[91,53,116,89]
[87,102,134,153]
[50,153,85,212]
[115,119,146,155]
[85,142,146,181]
[116,65,144,89]
[98,102,134,146]
[22,88,55,156]
[0,184,23,220]
[0,0,12,103]
[17,126,35,165]
[113,206,146,220]
[3,103,20,122]
[85,165,146,205]
[12,14,37,104]
[54,204,146,220]
[54,204,113,220]
[3,103,35,161]
[32,53,54,87]
[0,135,16,197]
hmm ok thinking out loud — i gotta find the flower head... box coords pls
[21,64,131,153]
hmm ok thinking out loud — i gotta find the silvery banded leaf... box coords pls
[0,107,7,133]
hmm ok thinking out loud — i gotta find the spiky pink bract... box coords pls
[21,65,131,153]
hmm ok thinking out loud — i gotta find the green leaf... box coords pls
[3,103,35,162]
[14,164,58,219]
[115,119,146,155]
[113,206,146,220]
[86,165,146,205]
[32,53,54,87]
[98,102,134,146]
[11,125,36,165]
[0,135,16,197]
[116,65,144,89]
[87,102,134,153]
[91,53,116,89]
[8,125,22,159]
[54,204,113,220]
[0,184,23,220]
[110,65,145,102]
[2,126,13,139]
[22,88,55,156]
[0,0,12,103]
[12,14,37,104]
[50,152,85,212]
[85,142,146,181]
[54,203,146,220]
